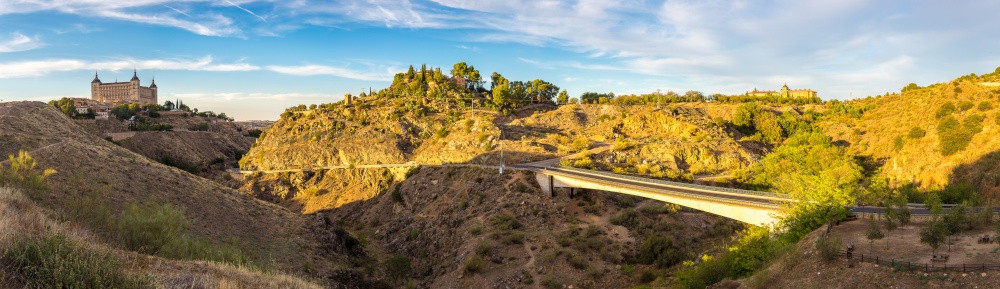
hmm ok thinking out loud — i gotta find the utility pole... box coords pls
[499,127,504,175]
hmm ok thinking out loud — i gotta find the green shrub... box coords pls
[392,186,404,203]
[907,127,926,139]
[638,236,682,268]
[491,213,522,231]
[158,235,251,266]
[815,235,842,262]
[463,255,483,273]
[978,101,994,111]
[963,114,985,134]
[383,255,412,280]
[500,230,526,245]
[117,203,188,255]
[565,253,588,270]
[2,234,149,288]
[469,223,483,235]
[610,209,641,229]
[571,136,591,152]
[0,150,56,197]
[476,242,492,255]
[936,102,956,118]
[892,135,904,151]
[937,116,972,156]
[958,100,975,111]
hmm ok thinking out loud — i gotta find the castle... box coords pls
[90,70,157,105]
[746,84,817,99]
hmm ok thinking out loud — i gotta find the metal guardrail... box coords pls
[547,166,791,200]
[539,167,784,208]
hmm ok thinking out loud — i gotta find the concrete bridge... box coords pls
[520,165,791,226]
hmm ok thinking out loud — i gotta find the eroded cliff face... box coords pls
[241,101,761,213]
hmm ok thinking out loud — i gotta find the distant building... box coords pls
[90,70,158,105]
[746,84,817,99]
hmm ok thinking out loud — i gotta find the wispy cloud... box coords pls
[224,0,266,21]
[0,1,242,37]
[266,64,394,81]
[0,56,259,78]
[0,32,43,52]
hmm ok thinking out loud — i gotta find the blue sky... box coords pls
[1,0,999,120]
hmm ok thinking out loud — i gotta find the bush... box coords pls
[815,235,842,262]
[2,234,149,288]
[392,186,404,203]
[638,236,683,268]
[383,255,412,280]
[610,209,641,229]
[565,253,588,270]
[936,102,956,118]
[475,242,492,255]
[978,101,994,111]
[117,203,188,254]
[937,116,972,156]
[963,114,985,134]
[892,135,904,151]
[907,127,926,139]
[463,255,482,273]
[0,150,56,197]
[571,136,592,152]
[958,100,975,111]
[491,213,522,231]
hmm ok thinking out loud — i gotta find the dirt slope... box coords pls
[326,166,740,288]
[0,101,337,278]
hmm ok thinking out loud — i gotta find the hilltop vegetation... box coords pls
[820,66,1000,203]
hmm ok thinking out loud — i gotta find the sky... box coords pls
[1,1,999,120]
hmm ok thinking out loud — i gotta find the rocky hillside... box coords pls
[326,166,741,288]
[818,67,1000,201]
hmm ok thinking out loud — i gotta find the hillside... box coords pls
[118,130,253,183]
[819,67,1000,202]
[0,187,321,288]
[240,98,770,214]
[0,101,360,285]
[326,166,741,288]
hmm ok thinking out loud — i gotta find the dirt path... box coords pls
[0,140,69,165]
[522,241,542,289]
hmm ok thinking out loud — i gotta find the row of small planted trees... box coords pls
[863,191,998,255]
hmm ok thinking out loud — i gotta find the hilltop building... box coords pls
[90,70,158,105]
[746,84,817,99]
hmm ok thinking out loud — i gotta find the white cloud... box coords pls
[0,0,242,37]
[0,56,259,78]
[0,32,43,52]
[266,64,393,81]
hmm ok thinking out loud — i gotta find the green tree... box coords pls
[754,112,783,143]
[865,217,884,251]
[919,219,948,254]
[732,102,761,130]
[925,192,943,217]
[557,90,569,105]
[750,132,862,211]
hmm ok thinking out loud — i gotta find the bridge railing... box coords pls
[547,166,791,200]
[542,167,784,208]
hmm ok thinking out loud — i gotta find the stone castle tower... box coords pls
[91,69,158,105]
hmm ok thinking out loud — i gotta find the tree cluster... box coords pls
[48,98,94,119]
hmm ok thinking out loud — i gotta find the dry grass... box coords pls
[0,187,322,289]
[0,102,325,276]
